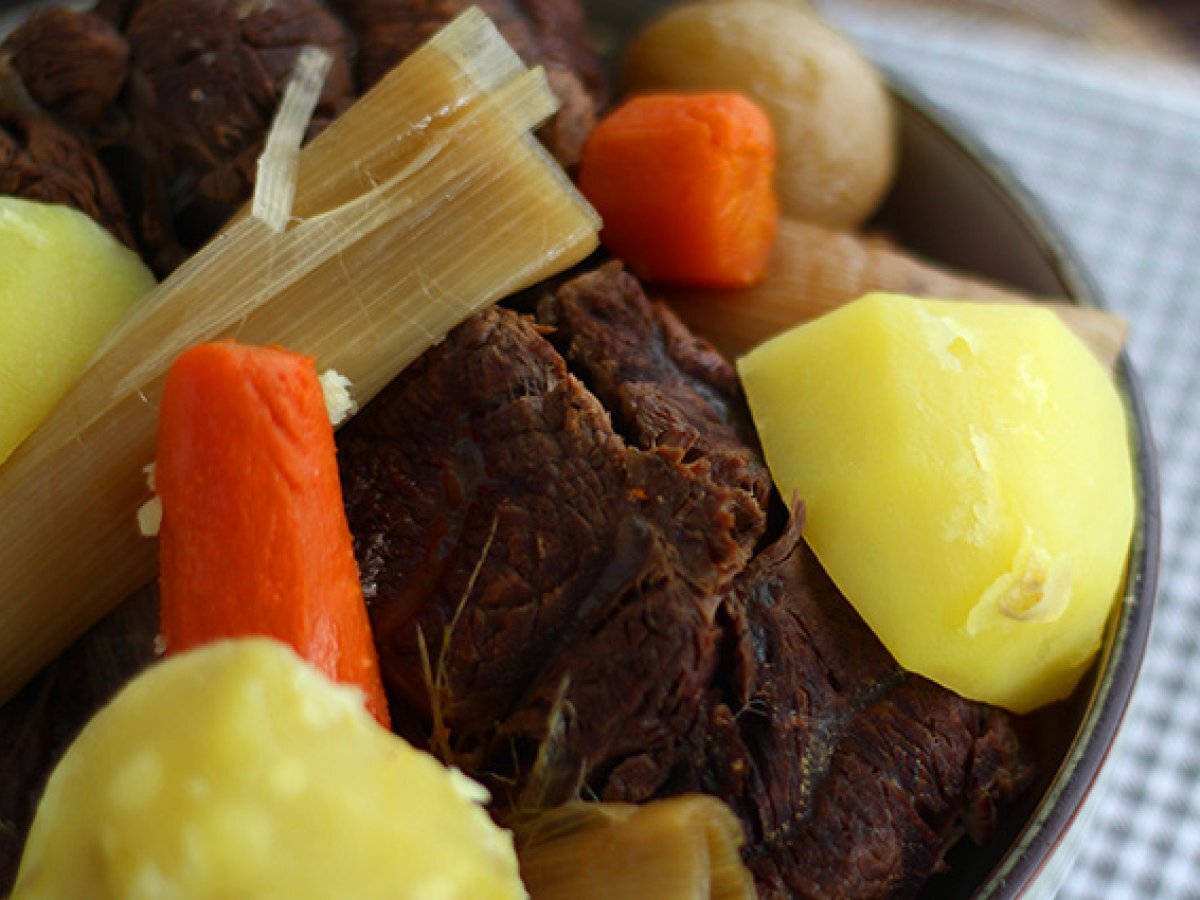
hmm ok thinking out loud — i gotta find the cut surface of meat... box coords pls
[338,273,763,768]
[539,260,771,525]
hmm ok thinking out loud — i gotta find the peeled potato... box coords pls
[738,294,1135,712]
[13,639,526,900]
[0,198,155,467]
[623,1,896,229]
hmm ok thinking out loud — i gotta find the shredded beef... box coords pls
[0,0,359,273]
[337,264,1036,897]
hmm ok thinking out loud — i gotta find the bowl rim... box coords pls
[885,76,1162,899]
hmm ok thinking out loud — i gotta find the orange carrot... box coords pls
[577,92,778,288]
[156,342,390,727]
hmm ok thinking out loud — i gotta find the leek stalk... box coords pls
[0,8,600,704]
[517,797,757,900]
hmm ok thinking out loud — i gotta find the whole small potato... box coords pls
[623,1,897,229]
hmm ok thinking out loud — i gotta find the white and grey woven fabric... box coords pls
[817,4,1200,896]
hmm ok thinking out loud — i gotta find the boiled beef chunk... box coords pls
[674,513,1034,898]
[338,298,761,765]
[2,1,357,272]
[338,265,1034,898]
[122,0,356,270]
[494,441,751,805]
[482,263,778,802]
[0,115,134,246]
[340,306,636,746]
[3,8,129,129]
[538,261,771,527]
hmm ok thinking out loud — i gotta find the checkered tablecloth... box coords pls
[816,4,1200,896]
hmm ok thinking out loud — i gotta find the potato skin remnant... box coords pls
[737,293,1135,712]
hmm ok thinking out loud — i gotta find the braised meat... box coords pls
[3,8,128,129]
[676,515,1033,898]
[338,264,1035,897]
[539,262,771,519]
[337,270,764,759]
[0,0,359,273]
[122,0,357,271]
[0,114,134,246]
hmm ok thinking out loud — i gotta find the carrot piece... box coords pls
[156,342,390,727]
[577,92,778,288]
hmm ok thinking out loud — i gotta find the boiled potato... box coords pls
[12,639,526,900]
[623,1,896,229]
[0,198,155,467]
[738,294,1134,712]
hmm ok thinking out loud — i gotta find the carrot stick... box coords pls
[659,217,1128,372]
[577,92,778,288]
[156,342,390,727]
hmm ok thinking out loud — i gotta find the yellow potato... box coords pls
[0,198,154,467]
[12,639,526,900]
[622,1,896,229]
[737,294,1135,712]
